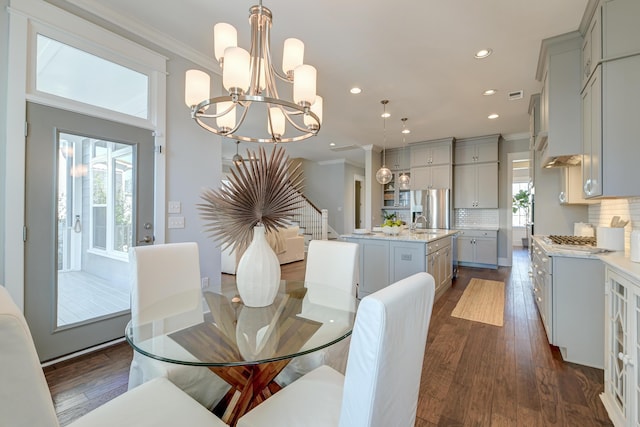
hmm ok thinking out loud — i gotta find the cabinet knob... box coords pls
[618,352,634,367]
[559,192,566,203]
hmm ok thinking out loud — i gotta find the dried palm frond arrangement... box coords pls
[198,145,304,255]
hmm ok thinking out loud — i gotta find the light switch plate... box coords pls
[168,216,185,228]
[168,201,181,214]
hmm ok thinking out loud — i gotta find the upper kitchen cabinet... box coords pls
[383,147,410,171]
[453,135,499,209]
[582,54,640,198]
[454,135,499,165]
[559,166,597,205]
[535,32,582,168]
[409,138,453,190]
[410,138,453,167]
[582,0,640,88]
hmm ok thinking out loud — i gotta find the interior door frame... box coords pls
[4,1,167,309]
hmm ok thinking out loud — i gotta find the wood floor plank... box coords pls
[43,250,613,427]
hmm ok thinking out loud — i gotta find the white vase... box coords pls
[236,225,281,307]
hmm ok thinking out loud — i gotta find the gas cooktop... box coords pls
[547,235,597,246]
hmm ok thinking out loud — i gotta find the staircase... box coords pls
[290,192,339,248]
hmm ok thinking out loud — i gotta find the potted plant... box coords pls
[512,189,531,247]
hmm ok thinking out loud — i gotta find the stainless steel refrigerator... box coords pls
[411,188,451,229]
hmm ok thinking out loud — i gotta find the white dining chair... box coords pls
[127,242,229,410]
[0,285,228,427]
[275,239,359,387]
[239,271,436,427]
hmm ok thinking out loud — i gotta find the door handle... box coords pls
[138,235,153,244]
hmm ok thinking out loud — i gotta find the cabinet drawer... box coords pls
[426,236,451,255]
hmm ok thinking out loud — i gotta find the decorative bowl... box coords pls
[381,225,401,235]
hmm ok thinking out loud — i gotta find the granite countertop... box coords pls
[531,235,612,259]
[599,252,640,282]
[341,229,459,243]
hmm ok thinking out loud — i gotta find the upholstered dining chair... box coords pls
[237,271,436,427]
[127,242,229,410]
[275,239,359,386]
[0,285,228,427]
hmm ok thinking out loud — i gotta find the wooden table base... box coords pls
[210,359,290,426]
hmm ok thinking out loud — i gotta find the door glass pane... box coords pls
[57,132,134,327]
[36,34,149,119]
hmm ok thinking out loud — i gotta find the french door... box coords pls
[25,102,155,361]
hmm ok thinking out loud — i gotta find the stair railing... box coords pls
[290,192,337,241]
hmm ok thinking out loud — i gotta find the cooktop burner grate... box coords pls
[547,235,597,246]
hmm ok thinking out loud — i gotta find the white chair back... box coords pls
[338,272,435,427]
[130,242,202,327]
[0,286,61,427]
[304,240,359,295]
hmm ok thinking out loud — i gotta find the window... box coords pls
[36,34,149,119]
[89,140,134,257]
[512,182,530,227]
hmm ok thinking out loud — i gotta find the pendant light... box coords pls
[376,100,392,185]
[232,140,243,165]
[398,117,411,190]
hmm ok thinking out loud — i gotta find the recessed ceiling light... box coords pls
[474,49,493,59]
[488,113,499,120]
[329,142,336,146]
[350,87,362,94]
[401,128,410,134]
[381,112,390,118]
[483,89,497,96]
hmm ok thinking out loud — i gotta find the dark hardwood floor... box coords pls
[45,249,612,426]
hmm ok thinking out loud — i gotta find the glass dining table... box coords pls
[125,280,357,426]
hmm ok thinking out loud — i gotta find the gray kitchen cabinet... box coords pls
[602,265,640,427]
[426,236,452,300]
[456,229,497,268]
[382,171,411,209]
[581,1,601,88]
[410,164,450,190]
[582,54,640,198]
[535,32,582,167]
[390,241,426,284]
[453,162,498,208]
[350,238,389,298]
[383,147,410,171]
[453,135,498,165]
[409,140,452,167]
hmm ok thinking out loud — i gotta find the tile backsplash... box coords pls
[454,209,499,228]
[588,197,640,251]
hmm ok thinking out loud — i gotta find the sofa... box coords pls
[221,226,305,274]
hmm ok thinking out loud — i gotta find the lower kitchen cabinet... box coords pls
[350,238,390,298]
[426,236,452,300]
[456,229,497,268]
[601,265,640,427]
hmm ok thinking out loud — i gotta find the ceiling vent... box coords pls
[508,90,524,100]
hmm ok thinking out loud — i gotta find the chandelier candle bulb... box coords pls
[282,38,304,77]
[293,64,317,106]
[184,69,210,107]
[213,23,237,63]
[304,95,323,129]
[268,107,285,138]
[223,46,250,93]
[216,101,236,132]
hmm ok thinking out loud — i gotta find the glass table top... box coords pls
[125,280,357,367]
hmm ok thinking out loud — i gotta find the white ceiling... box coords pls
[64,0,589,166]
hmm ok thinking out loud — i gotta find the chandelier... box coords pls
[184,1,322,143]
[375,100,392,185]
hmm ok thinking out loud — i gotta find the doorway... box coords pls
[508,151,531,264]
[354,175,364,229]
[25,102,155,361]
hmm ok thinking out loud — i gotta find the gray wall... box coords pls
[0,0,8,285]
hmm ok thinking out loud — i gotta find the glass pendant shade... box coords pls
[223,47,250,92]
[184,69,210,107]
[214,23,237,62]
[293,64,316,106]
[282,38,304,75]
[216,101,236,131]
[268,107,285,137]
[398,173,411,189]
[376,165,392,185]
[304,95,323,129]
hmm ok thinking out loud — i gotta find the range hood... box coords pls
[536,133,582,168]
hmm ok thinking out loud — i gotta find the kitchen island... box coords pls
[342,229,458,300]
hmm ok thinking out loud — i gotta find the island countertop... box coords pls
[340,229,458,244]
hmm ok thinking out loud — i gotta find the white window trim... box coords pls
[5,0,167,309]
